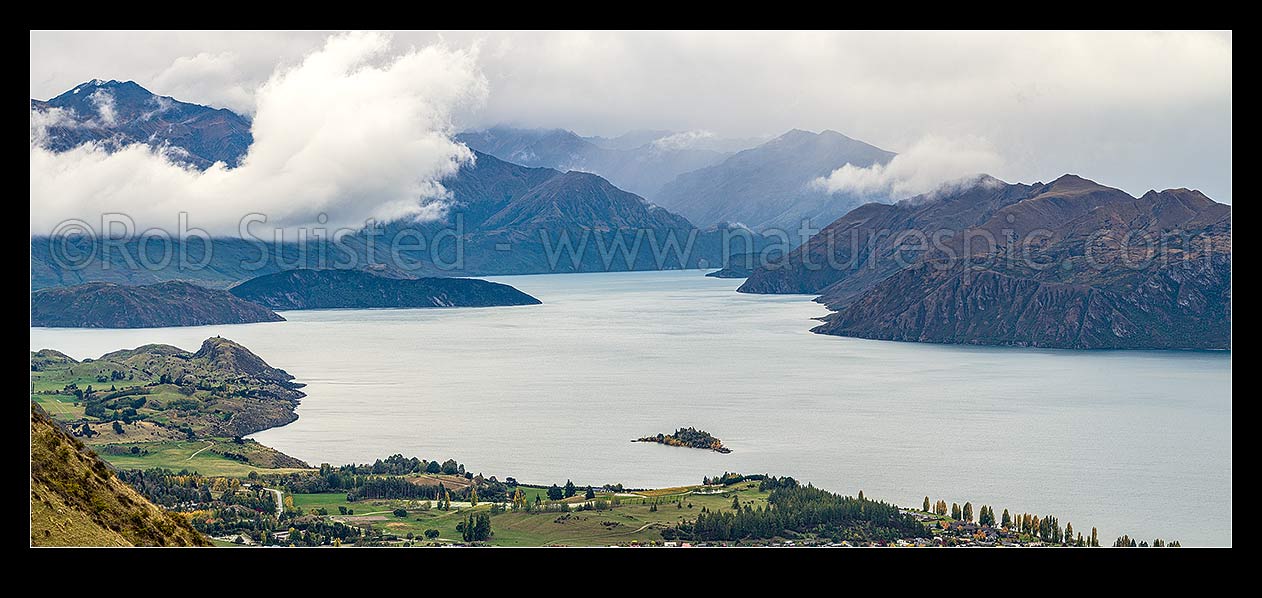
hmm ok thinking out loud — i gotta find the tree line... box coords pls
[669,483,925,543]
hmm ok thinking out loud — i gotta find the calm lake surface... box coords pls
[30,270,1232,546]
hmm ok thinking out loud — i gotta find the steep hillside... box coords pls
[742,175,1231,349]
[30,404,210,547]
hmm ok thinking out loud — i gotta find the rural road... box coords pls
[186,441,214,461]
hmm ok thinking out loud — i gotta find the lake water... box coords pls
[29,270,1232,546]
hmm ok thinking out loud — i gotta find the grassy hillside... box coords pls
[30,404,210,547]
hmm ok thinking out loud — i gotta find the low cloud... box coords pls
[29,106,78,146]
[30,32,488,237]
[87,89,118,125]
[814,136,1005,200]
[651,129,715,151]
[151,52,257,115]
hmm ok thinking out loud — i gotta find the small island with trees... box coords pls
[634,427,731,453]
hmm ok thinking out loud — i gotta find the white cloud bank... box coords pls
[150,52,257,115]
[30,32,488,236]
[814,136,1005,200]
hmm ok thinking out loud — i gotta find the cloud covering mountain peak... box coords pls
[30,32,488,236]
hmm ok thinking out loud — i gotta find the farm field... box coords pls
[288,479,771,547]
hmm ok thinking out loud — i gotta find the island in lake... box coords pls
[31,281,285,328]
[228,268,542,310]
[634,427,731,453]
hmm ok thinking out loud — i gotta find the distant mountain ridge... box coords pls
[740,174,1231,349]
[652,129,897,232]
[31,79,252,169]
[456,125,741,199]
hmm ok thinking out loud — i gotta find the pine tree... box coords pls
[1001,508,1011,529]
[952,503,961,520]
[923,497,931,512]
[962,502,973,523]
[732,496,741,511]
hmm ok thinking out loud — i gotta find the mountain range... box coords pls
[460,126,899,232]
[31,79,1230,351]
[740,175,1232,349]
[363,150,758,276]
[31,81,772,288]
[31,79,252,169]
[652,129,896,231]
[456,126,749,199]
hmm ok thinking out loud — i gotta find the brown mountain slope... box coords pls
[30,404,210,546]
[741,174,1230,349]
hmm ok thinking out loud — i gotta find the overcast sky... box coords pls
[30,30,1233,222]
